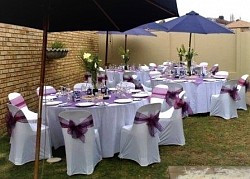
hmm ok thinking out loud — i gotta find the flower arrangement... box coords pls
[177,44,198,75]
[177,44,198,62]
[79,51,101,89]
[118,47,130,69]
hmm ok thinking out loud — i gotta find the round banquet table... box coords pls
[151,77,225,114]
[42,93,149,158]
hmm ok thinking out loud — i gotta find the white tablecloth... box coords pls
[151,79,225,114]
[43,98,149,158]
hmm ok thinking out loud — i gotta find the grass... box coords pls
[0,108,250,178]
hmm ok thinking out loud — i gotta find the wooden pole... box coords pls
[34,3,48,179]
[105,31,109,66]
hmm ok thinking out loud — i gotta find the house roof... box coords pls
[226,20,250,29]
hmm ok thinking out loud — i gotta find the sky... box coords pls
[176,0,250,22]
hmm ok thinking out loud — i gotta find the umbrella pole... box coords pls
[105,31,109,67]
[34,9,48,179]
[124,34,127,52]
[188,33,192,51]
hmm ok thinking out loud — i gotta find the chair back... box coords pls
[149,71,161,79]
[117,81,135,90]
[36,86,56,96]
[123,71,137,82]
[237,74,249,91]
[151,85,168,112]
[73,83,92,91]
[134,103,162,137]
[215,71,229,79]
[8,92,27,109]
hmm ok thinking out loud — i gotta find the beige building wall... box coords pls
[99,30,250,79]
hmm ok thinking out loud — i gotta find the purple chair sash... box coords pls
[165,88,183,106]
[151,87,168,99]
[238,78,249,92]
[209,66,219,75]
[10,96,27,108]
[59,115,94,143]
[123,75,134,82]
[134,111,162,137]
[220,86,240,101]
[84,74,91,81]
[6,110,27,136]
[174,97,193,117]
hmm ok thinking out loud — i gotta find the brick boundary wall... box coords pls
[0,23,98,135]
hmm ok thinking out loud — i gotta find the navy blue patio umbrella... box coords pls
[161,11,234,50]
[0,0,179,178]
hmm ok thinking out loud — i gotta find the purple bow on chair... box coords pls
[165,88,183,106]
[6,111,27,136]
[134,111,162,137]
[84,74,91,81]
[220,86,241,101]
[123,76,133,82]
[238,78,249,92]
[210,66,219,75]
[174,97,193,117]
[59,115,94,143]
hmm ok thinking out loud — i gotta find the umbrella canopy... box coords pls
[137,21,169,31]
[161,11,234,49]
[0,0,179,32]
[0,0,179,178]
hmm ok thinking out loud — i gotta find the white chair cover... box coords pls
[118,103,162,166]
[158,91,186,145]
[73,83,93,91]
[214,71,229,79]
[237,74,249,110]
[8,92,37,122]
[151,84,168,112]
[210,80,239,119]
[58,110,102,176]
[140,65,149,71]
[149,71,161,79]
[36,85,56,96]
[7,103,51,165]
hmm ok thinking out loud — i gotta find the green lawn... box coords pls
[1,109,249,179]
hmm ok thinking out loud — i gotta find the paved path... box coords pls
[169,166,250,178]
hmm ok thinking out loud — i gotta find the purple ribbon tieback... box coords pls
[165,88,183,106]
[220,86,240,101]
[210,66,219,75]
[6,111,27,136]
[174,98,193,117]
[134,111,162,137]
[123,76,134,82]
[84,74,91,81]
[238,78,249,92]
[59,115,94,143]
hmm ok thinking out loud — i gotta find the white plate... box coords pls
[213,75,226,79]
[42,95,57,101]
[203,78,218,82]
[44,101,62,106]
[130,89,141,93]
[131,93,149,98]
[114,98,133,104]
[75,102,95,107]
